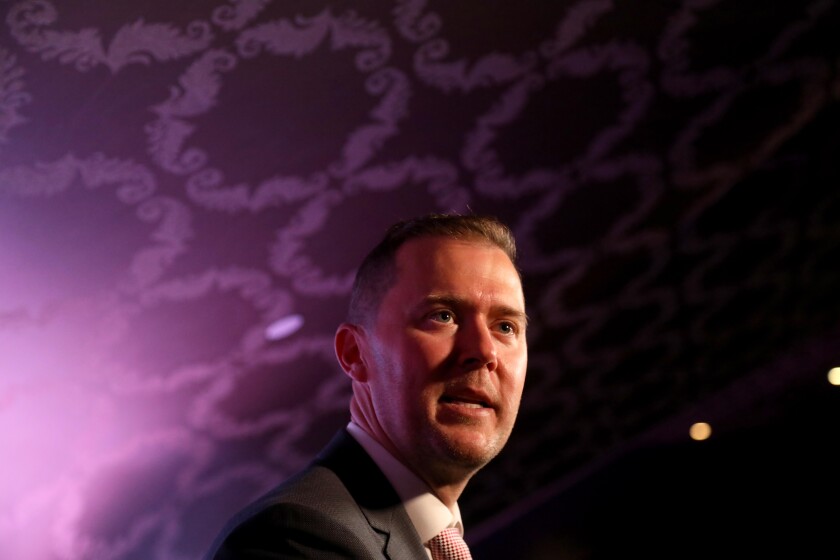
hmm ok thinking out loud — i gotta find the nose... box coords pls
[457,318,498,371]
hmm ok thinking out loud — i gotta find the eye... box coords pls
[497,321,517,335]
[430,310,454,323]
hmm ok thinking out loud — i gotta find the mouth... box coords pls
[440,395,490,408]
[440,390,494,409]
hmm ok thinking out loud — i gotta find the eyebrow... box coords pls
[423,294,530,328]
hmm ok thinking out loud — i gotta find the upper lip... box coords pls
[441,387,495,409]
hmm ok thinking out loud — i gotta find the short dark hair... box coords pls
[347,213,519,325]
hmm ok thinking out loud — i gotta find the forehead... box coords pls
[390,236,524,304]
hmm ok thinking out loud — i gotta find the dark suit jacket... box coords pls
[204,428,428,559]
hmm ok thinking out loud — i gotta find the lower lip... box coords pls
[438,401,494,420]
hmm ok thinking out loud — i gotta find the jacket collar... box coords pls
[315,429,428,559]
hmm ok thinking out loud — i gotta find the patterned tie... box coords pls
[428,527,473,560]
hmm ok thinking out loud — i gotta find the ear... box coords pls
[334,323,368,382]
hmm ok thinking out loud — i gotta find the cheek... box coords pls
[373,344,431,401]
[502,379,525,408]
[502,346,527,377]
[501,355,528,401]
[410,335,454,369]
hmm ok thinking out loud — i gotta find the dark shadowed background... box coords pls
[1,1,839,559]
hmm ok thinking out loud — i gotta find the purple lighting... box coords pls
[264,314,305,341]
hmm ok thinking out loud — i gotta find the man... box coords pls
[205,213,529,559]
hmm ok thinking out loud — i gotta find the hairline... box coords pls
[346,216,521,327]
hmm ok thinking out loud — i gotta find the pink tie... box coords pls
[428,527,473,560]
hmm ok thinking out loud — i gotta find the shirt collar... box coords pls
[346,422,464,543]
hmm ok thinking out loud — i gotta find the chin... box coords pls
[437,431,501,468]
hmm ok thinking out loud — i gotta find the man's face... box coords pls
[361,236,528,483]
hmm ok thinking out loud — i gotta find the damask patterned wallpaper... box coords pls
[2,1,839,559]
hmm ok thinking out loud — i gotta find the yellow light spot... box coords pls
[828,367,840,386]
[689,422,712,441]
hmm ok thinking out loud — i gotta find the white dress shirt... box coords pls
[346,422,465,558]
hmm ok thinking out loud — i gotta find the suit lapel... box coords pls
[315,429,427,560]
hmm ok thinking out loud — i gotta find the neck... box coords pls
[427,476,471,509]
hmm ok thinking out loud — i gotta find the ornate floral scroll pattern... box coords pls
[1,1,839,559]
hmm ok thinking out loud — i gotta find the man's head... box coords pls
[335,213,528,503]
